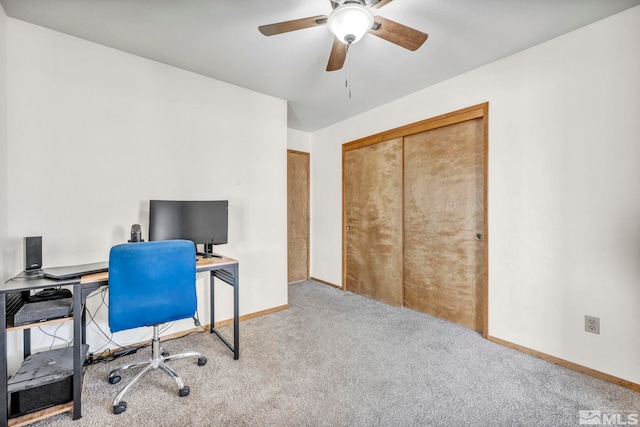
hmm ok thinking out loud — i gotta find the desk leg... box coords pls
[81,305,87,345]
[209,271,215,334]
[209,267,240,360]
[72,285,82,420]
[233,264,239,360]
[1,293,7,427]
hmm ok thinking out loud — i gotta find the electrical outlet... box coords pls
[585,315,600,334]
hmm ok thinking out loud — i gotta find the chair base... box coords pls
[108,325,207,414]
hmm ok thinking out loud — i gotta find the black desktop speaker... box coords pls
[24,236,42,271]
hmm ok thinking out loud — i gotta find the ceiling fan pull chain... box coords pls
[349,50,352,99]
[345,52,349,91]
[346,46,352,99]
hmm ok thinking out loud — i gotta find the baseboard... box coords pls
[307,280,638,393]
[91,299,639,394]
[487,335,640,393]
[208,304,289,328]
[93,304,290,359]
[309,277,342,289]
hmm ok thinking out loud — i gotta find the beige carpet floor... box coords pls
[29,280,640,426]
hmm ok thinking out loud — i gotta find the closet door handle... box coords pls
[476,233,482,240]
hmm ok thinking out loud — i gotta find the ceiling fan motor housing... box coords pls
[328,1,374,44]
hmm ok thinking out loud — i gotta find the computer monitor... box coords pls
[149,200,228,256]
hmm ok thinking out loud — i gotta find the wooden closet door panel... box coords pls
[344,138,403,306]
[287,150,310,282]
[403,119,484,330]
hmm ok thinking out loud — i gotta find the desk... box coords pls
[0,255,239,426]
[81,255,240,360]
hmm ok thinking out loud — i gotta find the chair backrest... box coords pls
[108,239,197,333]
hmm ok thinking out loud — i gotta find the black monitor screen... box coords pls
[149,200,228,247]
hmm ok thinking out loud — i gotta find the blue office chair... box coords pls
[107,239,207,415]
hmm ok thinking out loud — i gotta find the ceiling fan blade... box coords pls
[259,15,328,36]
[369,16,428,51]
[371,0,394,9]
[326,38,349,72]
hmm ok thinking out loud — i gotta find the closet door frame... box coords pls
[342,103,489,337]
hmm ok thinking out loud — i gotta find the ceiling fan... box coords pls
[259,0,428,72]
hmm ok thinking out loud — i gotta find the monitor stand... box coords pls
[198,244,222,259]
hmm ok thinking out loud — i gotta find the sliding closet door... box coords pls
[344,138,403,306]
[403,119,484,330]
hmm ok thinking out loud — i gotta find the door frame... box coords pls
[342,103,489,337]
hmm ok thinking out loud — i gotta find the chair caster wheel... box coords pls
[113,401,127,414]
[197,357,207,366]
[108,375,121,384]
[161,350,170,357]
[179,386,190,397]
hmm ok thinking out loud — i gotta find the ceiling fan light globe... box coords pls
[327,3,374,45]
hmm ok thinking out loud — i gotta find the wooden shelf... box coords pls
[7,316,72,332]
[8,402,73,427]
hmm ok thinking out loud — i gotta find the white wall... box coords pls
[0,5,8,284]
[287,128,311,153]
[310,6,640,384]
[5,18,288,370]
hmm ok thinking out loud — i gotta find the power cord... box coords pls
[83,288,140,359]
[73,287,208,366]
[38,322,72,351]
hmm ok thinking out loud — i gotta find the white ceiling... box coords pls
[2,0,639,132]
